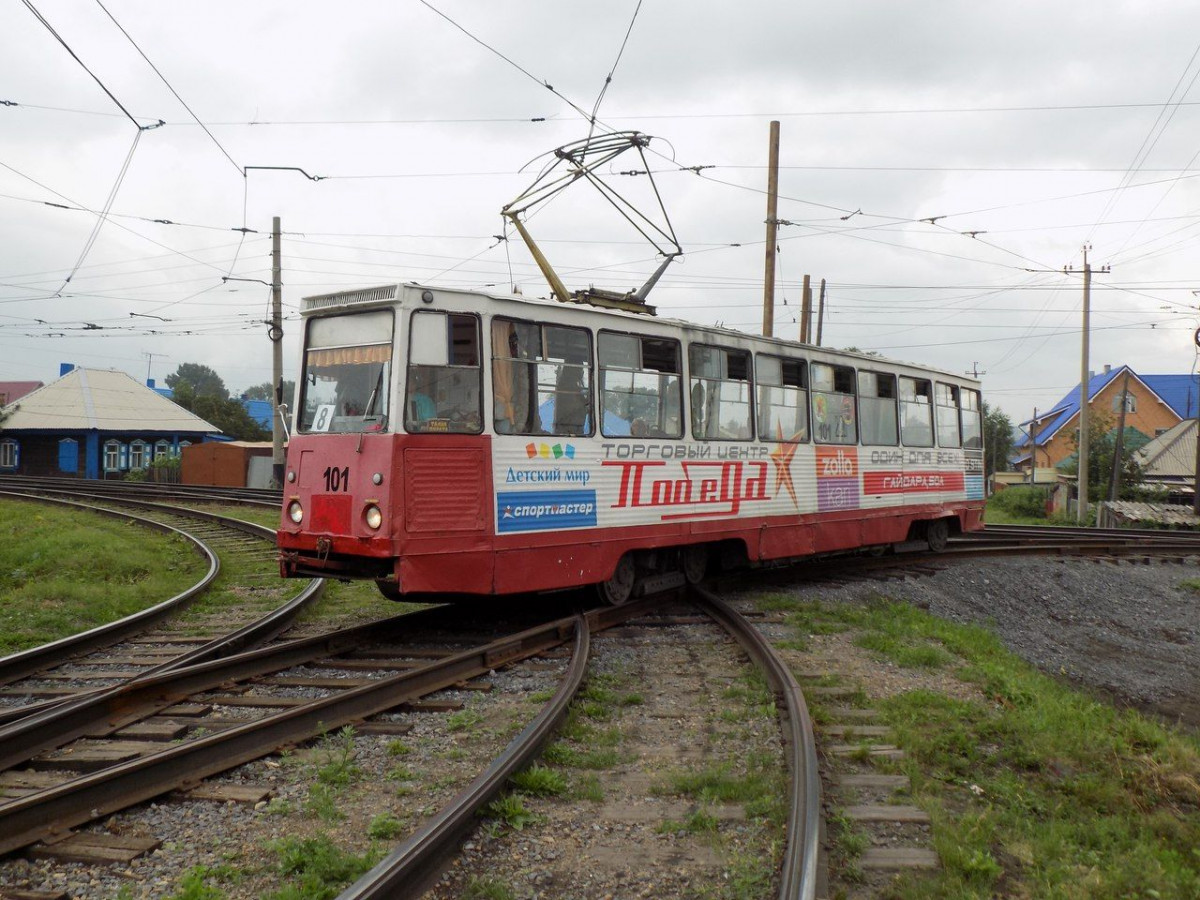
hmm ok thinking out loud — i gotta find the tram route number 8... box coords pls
[323,466,350,492]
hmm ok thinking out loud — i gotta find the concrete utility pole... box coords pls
[270,216,285,488]
[1192,365,1200,515]
[762,120,780,337]
[1110,369,1130,502]
[1029,408,1038,485]
[1072,246,1097,524]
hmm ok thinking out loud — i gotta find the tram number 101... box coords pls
[323,466,350,492]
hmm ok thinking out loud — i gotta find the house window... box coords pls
[104,440,122,471]
[0,440,16,469]
[1112,393,1136,413]
[154,440,170,460]
[130,440,147,469]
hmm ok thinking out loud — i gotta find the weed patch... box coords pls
[266,835,378,900]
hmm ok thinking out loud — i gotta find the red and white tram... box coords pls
[277,283,985,602]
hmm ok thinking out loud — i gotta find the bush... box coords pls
[988,485,1048,519]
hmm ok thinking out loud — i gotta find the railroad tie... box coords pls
[824,709,939,873]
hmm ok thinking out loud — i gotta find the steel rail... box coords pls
[338,614,591,899]
[0,607,602,856]
[690,586,820,900]
[982,523,1200,542]
[0,491,220,687]
[0,602,459,773]
[0,575,327,730]
[0,474,280,507]
[0,491,323,729]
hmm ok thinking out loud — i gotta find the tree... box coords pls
[1060,409,1147,502]
[982,402,1014,482]
[166,363,228,400]
[171,381,269,441]
[242,380,295,403]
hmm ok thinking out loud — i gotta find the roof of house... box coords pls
[1013,366,1200,449]
[1135,418,1197,481]
[0,381,44,404]
[0,367,219,433]
[242,398,273,429]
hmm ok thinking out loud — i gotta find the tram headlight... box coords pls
[364,503,383,530]
[287,500,304,524]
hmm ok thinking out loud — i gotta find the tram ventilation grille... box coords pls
[302,285,398,312]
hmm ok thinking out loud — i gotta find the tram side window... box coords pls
[405,311,482,433]
[300,309,394,434]
[492,318,593,436]
[689,345,753,440]
[811,362,857,445]
[858,372,898,446]
[598,332,683,438]
[756,355,808,442]
[961,388,983,449]
[899,377,934,447]
[936,382,963,448]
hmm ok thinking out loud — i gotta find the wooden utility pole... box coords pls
[270,216,285,488]
[762,120,780,337]
[799,274,812,343]
[816,278,826,346]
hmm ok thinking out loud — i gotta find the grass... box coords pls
[266,835,380,900]
[0,496,422,655]
[461,877,518,900]
[765,592,1200,899]
[509,763,567,797]
[482,792,544,834]
[0,498,208,652]
[314,726,362,785]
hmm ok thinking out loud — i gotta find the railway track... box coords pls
[0,586,826,899]
[0,491,323,730]
[0,498,1193,897]
[0,474,280,509]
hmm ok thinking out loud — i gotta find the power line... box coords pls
[93,0,242,174]
[19,98,1200,127]
[18,0,156,130]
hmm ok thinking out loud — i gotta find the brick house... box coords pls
[1012,364,1199,473]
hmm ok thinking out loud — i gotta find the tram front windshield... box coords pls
[299,310,394,433]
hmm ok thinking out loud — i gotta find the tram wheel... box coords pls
[682,545,708,584]
[926,518,950,553]
[375,579,403,601]
[598,554,636,605]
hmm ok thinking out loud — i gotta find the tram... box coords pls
[277,282,985,602]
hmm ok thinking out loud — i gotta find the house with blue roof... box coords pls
[1012,364,1199,474]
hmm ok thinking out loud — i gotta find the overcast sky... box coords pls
[5,1,1200,426]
